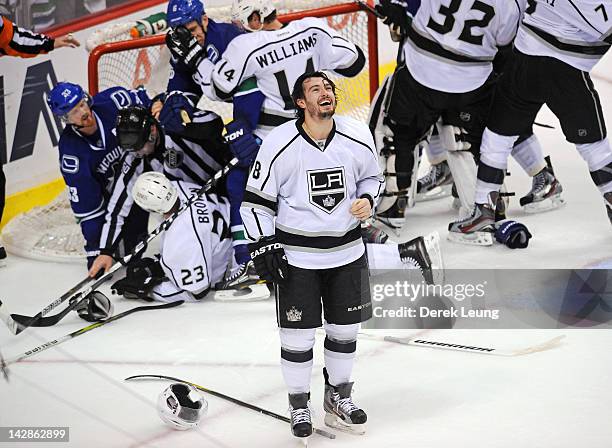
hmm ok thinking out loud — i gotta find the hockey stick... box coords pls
[0,348,8,381]
[4,301,183,366]
[2,158,238,335]
[1,274,115,332]
[125,374,336,440]
[354,0,385,19]
[0,275,93,334]
[360,332,566,356]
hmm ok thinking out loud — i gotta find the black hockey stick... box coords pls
[2,158,238,335]
[0,275,93,334]
[4,301,183,366]
[0,348,8,382]
[2,274,114,331]
[355,0,385,19]
[125,374,336,440]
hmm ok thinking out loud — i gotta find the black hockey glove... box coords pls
[111,257,166,300]
[225,119,261,167]
[248,236,289,284]
[165,25,204,71]
[375,0,410,37]
[495,220,532,249]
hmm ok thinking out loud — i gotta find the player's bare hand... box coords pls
[54,33,80,49]
[350,198,372,221]
[89,254,113,278]
[151,100,163,119]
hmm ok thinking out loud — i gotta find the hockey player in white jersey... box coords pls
[166,0,365,140]
[111,172,268,302]
[240,72,442,440]
[88,99,233,278]
[371,0,564,231]
[451,0,612,241]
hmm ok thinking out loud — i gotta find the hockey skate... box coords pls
[323,368,366,435]
[520,157,565,213]
[0,246,6,268]
[361,221,389,244]
[416,160,453,202]
[605,192,612,225]
[398,231,444,285]
[288,393,313,439]
[213,260,270,302]
[448,203,495,246]
[374,194,407,232]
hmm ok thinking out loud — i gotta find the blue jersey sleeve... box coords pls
[167,59,202,97]
[407,0,421,16]
[93,86,151,110]
[233,89,265,129]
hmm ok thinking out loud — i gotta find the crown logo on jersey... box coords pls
[286,306,302,322]
[322,195,335,208]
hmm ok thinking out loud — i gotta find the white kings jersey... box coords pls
[202,17,365,138]
[240,115,384,270]
[151,181,232,303]
[516,0,612,72]
[404,0,522,93]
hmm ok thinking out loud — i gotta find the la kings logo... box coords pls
[307,167,346,214]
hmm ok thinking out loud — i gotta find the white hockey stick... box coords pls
[359,332,566,356]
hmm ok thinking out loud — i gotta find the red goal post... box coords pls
[88,2,379,122]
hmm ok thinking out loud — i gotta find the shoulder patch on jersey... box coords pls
[307,166,346,214]
[61,155,80,174]
[165,148,184,169]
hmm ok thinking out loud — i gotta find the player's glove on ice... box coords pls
[248,236,289,284]
[495,220,532,249]
[375,0,410,37]
[166,25,204,70]
[225,119,261,167]
[111,257,166,300]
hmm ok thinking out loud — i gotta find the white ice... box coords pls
[1,76,612,448]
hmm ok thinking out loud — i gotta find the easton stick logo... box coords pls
[307,167,346,214]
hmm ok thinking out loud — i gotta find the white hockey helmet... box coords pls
[231,0,274,31]
[157,383,208,430]
[132,172,179,214]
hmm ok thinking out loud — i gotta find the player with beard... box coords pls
[47,82,151,269]
[240,71,443,440]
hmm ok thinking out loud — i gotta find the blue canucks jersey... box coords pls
[58,86,150,261]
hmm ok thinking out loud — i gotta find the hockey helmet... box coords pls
[115,105,156,152]
[167,0,205,28]
[132,172,179,214]
[47,82,89,118]
[76,291,113,322]
[231,0,274,31]
[157,383,208,430]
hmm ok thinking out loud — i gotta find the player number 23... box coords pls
[181,265,205,285]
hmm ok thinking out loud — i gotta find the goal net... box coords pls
[1,1,379,263]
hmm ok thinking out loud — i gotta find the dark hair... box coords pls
[291,71,338,119]
[264,10,277,24]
